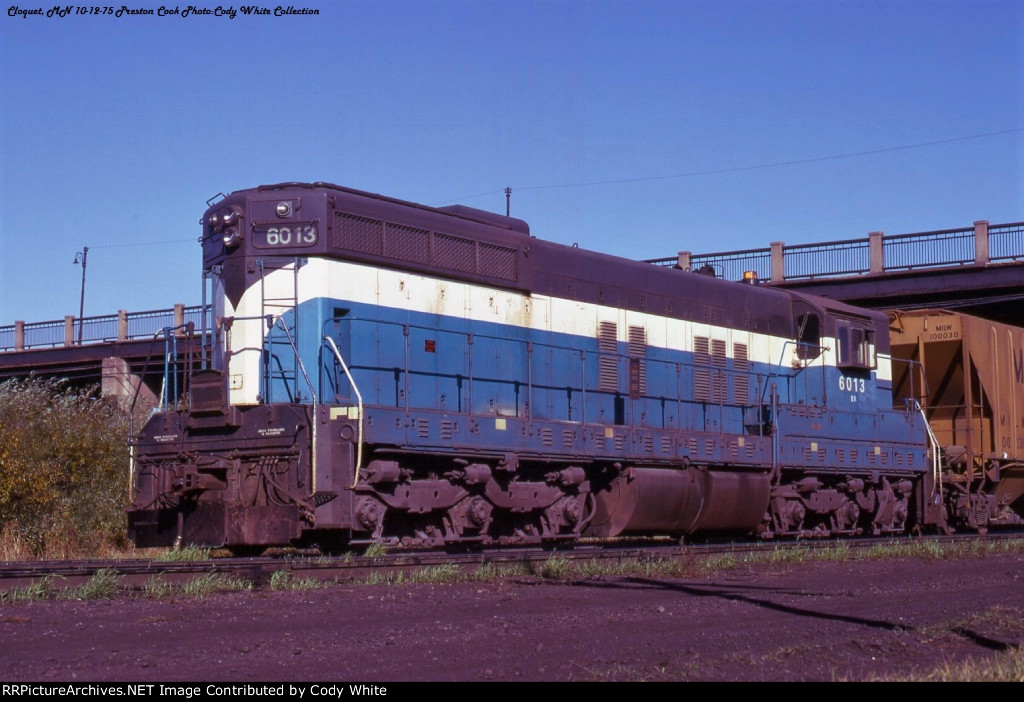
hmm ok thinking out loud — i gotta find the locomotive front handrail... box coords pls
[269,315,319,495]
[324,335,364,489]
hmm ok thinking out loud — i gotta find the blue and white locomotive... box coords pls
[130,182,939,549]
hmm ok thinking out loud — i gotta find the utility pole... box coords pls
[73,246,88,344]
[505,187,511,217]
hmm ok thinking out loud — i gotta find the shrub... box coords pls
[0,378,131,558]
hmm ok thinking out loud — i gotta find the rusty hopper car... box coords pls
[130,182,974,550]
[889,309,1024,530]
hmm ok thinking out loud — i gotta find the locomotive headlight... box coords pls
[222,208,238,227]
[209,213,222,230]
[222,227,242,249]
[276,202,291,218]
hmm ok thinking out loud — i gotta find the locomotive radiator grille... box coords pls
[385,222,431,264]
[336,212,383,255]
[435,233,477,273]
[479,242,519,281]
[333,212,519,282]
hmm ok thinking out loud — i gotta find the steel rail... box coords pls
[2,530,1022,594]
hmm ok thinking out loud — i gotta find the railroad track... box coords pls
[2,531,1022,595]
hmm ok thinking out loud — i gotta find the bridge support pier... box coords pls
[101,357,157,409]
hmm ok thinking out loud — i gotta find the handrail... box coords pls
[269,315,319,494]
[914,400,942,499]
[323,335,364,489]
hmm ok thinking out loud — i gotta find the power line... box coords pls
[87,238,196,250]
[431,127,1024,205]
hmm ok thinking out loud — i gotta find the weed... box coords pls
[538,556,571,579]
[361,570,399,585]
[65,569,121,600]
[410,564,463,583]
[878,646,1024,682]
[363,543,388,559]
[0,576,55,604]
[268,570,322,591]
[141,576,173,599]
[161,545,212,562]
[178,572,252,597]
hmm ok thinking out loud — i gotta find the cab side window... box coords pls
[796,313,821,360]
[836,321,876,370]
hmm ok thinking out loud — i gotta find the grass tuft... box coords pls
[177,572,253,597]
[538,555,571,579]
[161,545,212,562]
[907,648,1024,682]
[64,569,121,600]
[141,575,174,599]
[363,543,388,559]
[410,563,463,583]
[0,576,56,603]
[268,570,323,591]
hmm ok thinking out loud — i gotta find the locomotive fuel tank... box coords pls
[587,467,770,536]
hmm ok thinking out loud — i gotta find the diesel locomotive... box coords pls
[128,182,1024,550]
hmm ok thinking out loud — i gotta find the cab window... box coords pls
[836,321,876,370]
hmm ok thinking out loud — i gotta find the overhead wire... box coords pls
[431,127,1024,205]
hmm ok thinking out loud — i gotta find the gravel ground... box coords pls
[1,553,1022,682]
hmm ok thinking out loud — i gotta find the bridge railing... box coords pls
[882,226,975,271]
[0,305,211,352]
[647,220,1024,282]
[989,222,1024,263]
[783,237,870,279]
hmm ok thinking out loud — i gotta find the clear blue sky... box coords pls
[1,0,1021,325]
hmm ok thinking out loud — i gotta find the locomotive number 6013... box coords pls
[253,223,318,248]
